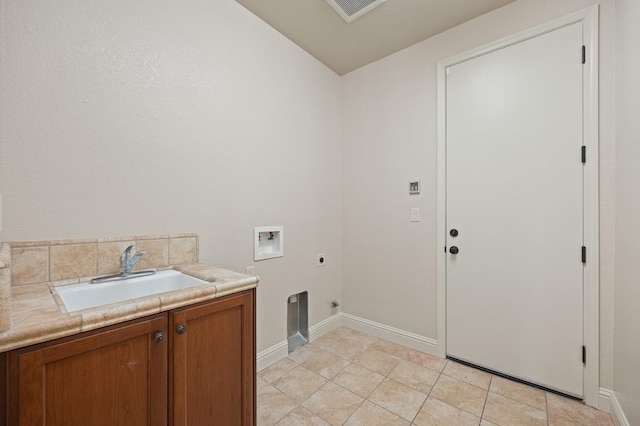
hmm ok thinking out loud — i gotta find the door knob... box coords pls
[450,229,459,237]
[449,246,459,254]
[153,332,165,343]
[176,324,187,335]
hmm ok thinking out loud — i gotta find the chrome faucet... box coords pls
[90,245,155,284]
[120,245,146,276]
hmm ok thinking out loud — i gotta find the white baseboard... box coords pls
[257,312,439,371]
[256,340,288,372]
[340,313,439,356]
[309,313,344,341]
[600,388,630,426]
[257,313,343,371]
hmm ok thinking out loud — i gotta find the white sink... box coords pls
[56,270,208,313]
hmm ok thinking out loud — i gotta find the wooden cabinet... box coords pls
[6,314,168,426]
[170,290,255,426]
[3,289,255,426]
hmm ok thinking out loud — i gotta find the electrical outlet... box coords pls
[245,266,256,276]
[317,253,326,267]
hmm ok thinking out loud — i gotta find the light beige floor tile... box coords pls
[368,378,427,421]
[257,385,297,425]
[480,420,499,426]
[258,358,298,383]
[312,326,353,346]
[333,363,385,398]
[483,393,547,426]
[344,400,410,426]
[288,343,324,365]
[301,348,351,379]
[547,393,614,425]
[257,376,269,391]
[322,332,378,361]
[442,361,492,390]
[370,339,411,358]
[302,382,363,426]
[355,349,401,375]
[276,407,331,426]
[273,366,327,403]
[489,376,546,411]
[548,413,584,426]
[388,360,440,394]
[413,397,481,426]
[322,340,372,361]
[343,327,380,341]
[404,350,448,373]
[430,375,487,417]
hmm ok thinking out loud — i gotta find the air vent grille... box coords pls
[326,0,386,23]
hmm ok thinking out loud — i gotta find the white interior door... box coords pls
[446,22,584,397]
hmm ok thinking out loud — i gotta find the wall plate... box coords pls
[254,226,284,261]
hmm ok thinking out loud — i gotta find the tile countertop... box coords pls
[0,263,259,353]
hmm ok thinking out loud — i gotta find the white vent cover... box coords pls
[325,0,386,23]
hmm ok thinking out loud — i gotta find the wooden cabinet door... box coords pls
[8,314,168,426]
[169,289,255,426]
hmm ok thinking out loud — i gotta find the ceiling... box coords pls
[236,0,516,75]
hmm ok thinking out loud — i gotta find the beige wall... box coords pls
[614,0,640,423]
[0,0,342,353]
[341,0,616,389]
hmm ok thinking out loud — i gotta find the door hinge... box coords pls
[581,146,586,163]
[582,345,586,364]
[582,246,587,263]
[582,45,586,64]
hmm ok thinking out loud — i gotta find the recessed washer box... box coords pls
[254,226,284,261]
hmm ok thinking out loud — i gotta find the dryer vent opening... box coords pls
[287,292,309,354]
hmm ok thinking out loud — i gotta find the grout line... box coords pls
[480,374,493,422]
[545,392,549,426]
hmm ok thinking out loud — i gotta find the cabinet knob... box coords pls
[154,332,165,343]
[176,324,187,335]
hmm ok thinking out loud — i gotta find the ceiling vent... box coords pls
[325,0,386,23]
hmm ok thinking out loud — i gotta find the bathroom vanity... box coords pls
[0,235,258,426]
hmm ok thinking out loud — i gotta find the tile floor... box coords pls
[257,327,618,426]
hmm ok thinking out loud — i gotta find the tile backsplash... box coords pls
[9,234,199,286]
[0,244,11,331]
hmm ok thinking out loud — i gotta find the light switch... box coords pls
[411,208,420,222]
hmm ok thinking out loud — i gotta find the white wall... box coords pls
[341,0,616,389]
[613,0,640,423]
[0,0,342,353]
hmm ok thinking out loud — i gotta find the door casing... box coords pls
[436,5,600,407]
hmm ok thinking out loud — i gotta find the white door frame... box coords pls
[436,6,600,407]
